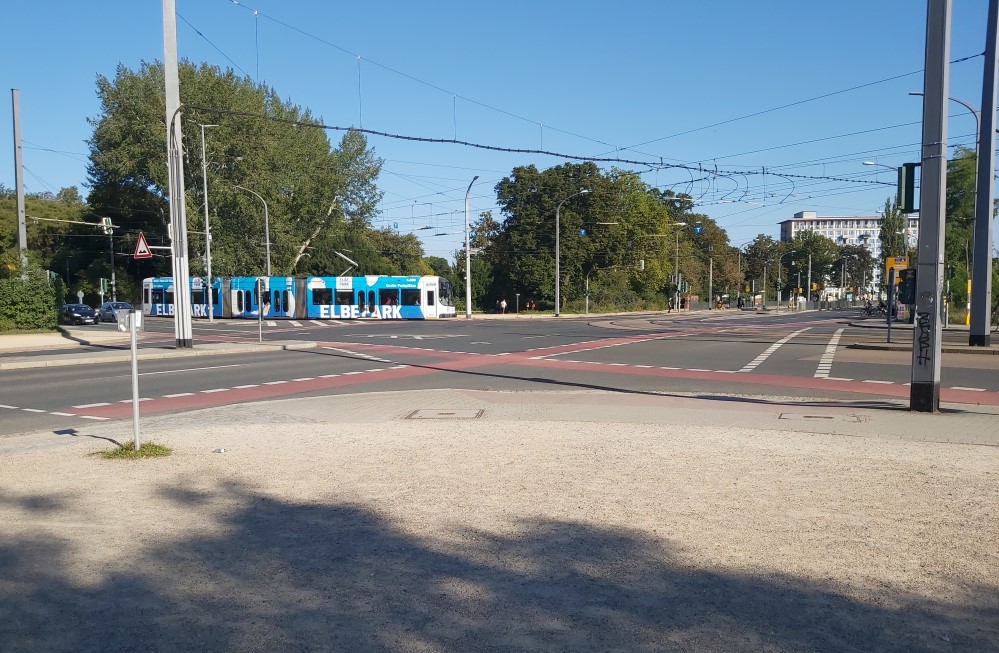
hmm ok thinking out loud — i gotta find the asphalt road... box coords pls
[2,308,996,437]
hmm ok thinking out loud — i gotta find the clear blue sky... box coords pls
[1,1,991,261]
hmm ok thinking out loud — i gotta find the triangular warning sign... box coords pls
[134,232,152,259]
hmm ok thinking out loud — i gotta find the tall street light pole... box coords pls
[554,189,589,317]
[199,123,217,322]
[464,175,478,319]
[235,185,271,275]
[673,222,688,310]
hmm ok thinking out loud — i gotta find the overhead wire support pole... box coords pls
[163,0,194,348]
[970,0,998,346]
[910,0,951,412]
[464,176,478,319]
[11,90,28,271]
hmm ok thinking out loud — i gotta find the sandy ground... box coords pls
[1,394,997,652]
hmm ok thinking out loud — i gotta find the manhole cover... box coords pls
[778,413,862,423]
[405,409,484,420]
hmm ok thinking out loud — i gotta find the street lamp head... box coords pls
[674,222,688,227]
[580,189,591,195]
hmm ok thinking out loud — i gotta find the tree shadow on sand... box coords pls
[1,482,995,652]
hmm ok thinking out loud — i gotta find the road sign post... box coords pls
[117,309,143,450]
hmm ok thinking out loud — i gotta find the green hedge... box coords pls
[0,262,58,332]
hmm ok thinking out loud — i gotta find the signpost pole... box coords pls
[887,268,896,344]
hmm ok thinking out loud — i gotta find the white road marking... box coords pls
[200,388,229,393]
[21,408,45,413]
[78,415,109,421]
[950,386,986,392]
[813,328,845,378]
[72,402,111,408]
[263,380,287,385]
[291,377,315,382]
[0,404,17,409]
[50,412,76,417]
[139,364,242,376]
[739,327,813,373]
[164,392,195,398]
[232,384,259,389]
[289,321,302,327]
[862,380,894,384]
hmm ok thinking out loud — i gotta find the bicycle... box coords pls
[863,305,887,318]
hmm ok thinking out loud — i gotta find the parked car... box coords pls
[60,303,98,325]
[97,301,133,323]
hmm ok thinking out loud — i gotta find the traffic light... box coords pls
[898,163,918,213]
[898,268,917,304]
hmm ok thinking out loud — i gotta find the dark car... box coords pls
[60,303,98,325]
[97,301,133,323]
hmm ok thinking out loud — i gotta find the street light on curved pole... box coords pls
[235,185,270,275]
[672,222,688,310]
[464,175,479,319]
[554,189,590,317]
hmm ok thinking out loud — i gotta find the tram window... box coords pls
[426,291,435,306]
[368,290,375,311]
[313,288,332,305]
[401,289,421,306]
[192,289,204,305]
[152,289,164,304]
[272,290,280,312]
[282,290,289,312]
[165,291,174,305]
[144,288,151,305]
[236,290,244,312]
[336,291,352,305]
[379,289,399,305]
[357,291,364,308]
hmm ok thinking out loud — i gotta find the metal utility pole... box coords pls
[464,175,478,319]
[199,124,217,323]
[163,0,194,348]
[11,90,27,270]
[708,257,713,309]
[970,0,998,346]
[911,0,951,412]
[807,254,812,310]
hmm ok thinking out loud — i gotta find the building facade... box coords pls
[778,211,919,284]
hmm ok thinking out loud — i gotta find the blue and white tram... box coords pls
[142,275,457,320]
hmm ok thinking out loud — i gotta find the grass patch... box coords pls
[99,441,172,460]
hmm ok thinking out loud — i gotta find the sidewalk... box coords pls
[0,388,996,652]
[846,319,999,355]
[0,327,318,370]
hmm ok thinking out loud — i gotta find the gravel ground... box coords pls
[1,394,996,652]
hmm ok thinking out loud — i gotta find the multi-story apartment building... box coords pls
[778,211,919,284]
